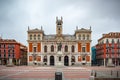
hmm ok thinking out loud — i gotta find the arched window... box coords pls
[51,45,54,52]
[106,39,109,44]
[71,45,74,52]
[38,34,40,40]
[78,34,81,40]
[30,35,32,40]
[83,34,85,40]
[65,45,68,52]
[34,34,36,40]
[44,45,47,52]
[87,35,89,40]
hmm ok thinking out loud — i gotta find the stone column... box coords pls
[69,55,71,66]
[47,55,50,66]
[104,58,106,67]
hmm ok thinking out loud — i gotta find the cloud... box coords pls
[0,0,120,46]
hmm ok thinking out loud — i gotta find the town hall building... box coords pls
[27,17,92,66]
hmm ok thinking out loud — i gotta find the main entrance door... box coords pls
[50,56,54,66]
[64,56,69,66]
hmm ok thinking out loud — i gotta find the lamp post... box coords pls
[32,53,37,65]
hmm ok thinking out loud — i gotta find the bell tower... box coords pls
[56,16,63,36]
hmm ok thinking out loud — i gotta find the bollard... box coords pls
[117,71,119,78]
[111,70,112,75]
[55,72,62,80]
[94,71,96,77]
[91,70,93,76]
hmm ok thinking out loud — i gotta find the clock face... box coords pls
[58,28,60,30]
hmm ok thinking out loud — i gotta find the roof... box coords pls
[98,32,120,41]
[0,39,18,44]
[75,28,91,34]
[28,28,44,33]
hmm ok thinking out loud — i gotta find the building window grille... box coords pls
[83,34,85,40]
[71,45,74,52]
[4,44,5,48]
[51,45,54,52]
[78,34,81,40]
[87,35,89,40]
[38,34,40,40]
[33,47,37,52]
[65,45,68,52]
[30,35,32,40]
[82,47,86,52]
[34,34,36,40]
[44,46,47,52]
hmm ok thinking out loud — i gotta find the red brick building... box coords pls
[96,32,120,66]
[0,38,27,65]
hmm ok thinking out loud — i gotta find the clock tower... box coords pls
[56,17,63,36]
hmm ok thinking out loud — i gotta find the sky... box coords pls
[0,0,120,46]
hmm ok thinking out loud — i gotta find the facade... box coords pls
[0,37,27,65]
[27,17,92,66]
[96,32,120,66]
[91,46,97,66]
[20,44,27,65]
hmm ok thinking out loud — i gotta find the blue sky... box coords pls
[0,0,120,46]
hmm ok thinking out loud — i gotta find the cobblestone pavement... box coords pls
[0,65,120,80]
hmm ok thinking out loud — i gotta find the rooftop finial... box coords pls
[56,16,58,20]
[61,16,63,20]
[90,26,91,30]
[28,26,30,30]
[76,26,78,30]
[41,26,43,30]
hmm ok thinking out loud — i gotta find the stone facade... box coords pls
[27,17,92,66]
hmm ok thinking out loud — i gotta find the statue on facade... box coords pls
[58,43,62,51]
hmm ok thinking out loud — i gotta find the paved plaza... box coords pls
[0,65,120,80]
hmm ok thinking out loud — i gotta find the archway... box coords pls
[50,56,54,66]
[64,56,69,66]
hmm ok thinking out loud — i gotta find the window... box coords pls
[71,45,74,52]
[78,34,81,40]
[65,45,68,52]
[4,54,6,58]
[12,50,14,53]
[82,47,86,52]
[4,50,6,53]
[106,39,109,44]
[38,34,40,40]
[33,47,37,52]
[4,44,5,48]
[59,57,61,61]
[87,35,89,40]
[44,46,47,52]
[34,34,36,40]
[12,53,14,58]
[82,57,85,60]
[51,45,54,52]
[8,53,10,58]
[30,35,32,40]
[83,34,85,40]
